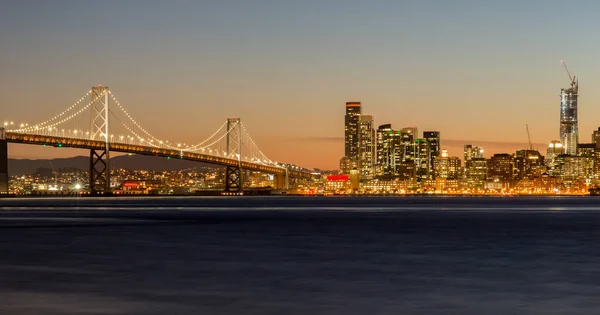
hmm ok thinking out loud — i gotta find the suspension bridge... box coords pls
[0,85,313,195]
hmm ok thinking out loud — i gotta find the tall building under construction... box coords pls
[560,61,579,155]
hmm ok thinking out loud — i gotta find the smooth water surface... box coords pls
[1,196,600,314]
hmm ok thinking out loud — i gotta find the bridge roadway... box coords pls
[5,132,312,179]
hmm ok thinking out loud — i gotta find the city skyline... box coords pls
[2,1,600,169]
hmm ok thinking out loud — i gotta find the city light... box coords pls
[1,81,596,197]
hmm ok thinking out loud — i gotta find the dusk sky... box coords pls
[2,0,600,169]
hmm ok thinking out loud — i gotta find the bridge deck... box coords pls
[5,132,311,178]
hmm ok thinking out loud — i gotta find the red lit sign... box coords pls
[327,175,349,181]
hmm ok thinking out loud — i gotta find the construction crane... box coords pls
[49,161,58,190]
[526,124,533,150]
[561,60,577,90]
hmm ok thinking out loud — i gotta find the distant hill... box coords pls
[8,155,215,176]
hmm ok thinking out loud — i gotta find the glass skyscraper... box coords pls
[560,79,578,155]
[344,102,362,162]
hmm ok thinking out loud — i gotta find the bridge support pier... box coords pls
[223,165,243,194]
[89,149,110,195]
[0,128,8,195]
[273,173,289,190]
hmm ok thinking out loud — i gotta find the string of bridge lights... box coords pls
[8,90,92,132]
[5,86,285,167]
[108,95,226,154]
[107,91,180,150]
[108,110,165,148]
[240,123,275,165]
[12,92,101,133]
[180,121,228,151]
[108,91,264,158]
[187,121,240,155]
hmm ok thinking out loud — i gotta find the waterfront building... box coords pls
[324,174,350,194]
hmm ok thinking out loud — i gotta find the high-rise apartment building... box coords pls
[358,115,375,180]
[344,102,362,162]
[559,70,578,155]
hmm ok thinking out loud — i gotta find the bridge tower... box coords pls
[89,85,111,195]
[0,128,8,195]
[224,118,243,194]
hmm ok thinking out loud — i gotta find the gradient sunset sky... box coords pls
[2,0,600,169]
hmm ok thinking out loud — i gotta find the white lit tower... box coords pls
[559,61,579,155]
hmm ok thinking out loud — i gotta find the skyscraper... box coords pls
[415,138,429,181]
[344,102,362,162]
[423,131,441,178]
[358,115,375,180]
[376,124,402,178]
[559,62,578,155]
[400,127,418,162]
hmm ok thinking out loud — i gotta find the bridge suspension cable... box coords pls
[10,91,100,134]
[240,122,274,165]
[179,121,228,152]
[4,86,296,169]
[108,91,179,149]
